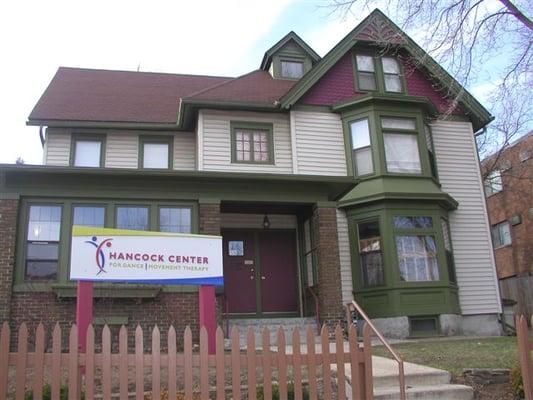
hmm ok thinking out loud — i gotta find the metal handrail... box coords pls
[306,286,321,335]
[346,300,406,400]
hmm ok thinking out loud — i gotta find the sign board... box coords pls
[70,226,223,285]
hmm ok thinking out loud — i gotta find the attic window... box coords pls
[281,60,304,79]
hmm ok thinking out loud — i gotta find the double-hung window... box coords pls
[484,170,503,196]
[356,219,385,286]
[491,221,511,248]
[393,216,440,282]
[424,124,438,179]
[231,123,273,164]
[382,117,422,174]
[73,136,104,167]
[25,205,62,281]
[355,55,377,90]
[350,118,374,176]
[140,137,172,169]
[382,57,402,92]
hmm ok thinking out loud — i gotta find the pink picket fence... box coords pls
[517,315,533,400]
[0,321,374,399]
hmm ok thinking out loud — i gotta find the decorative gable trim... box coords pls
[280,9,493,131]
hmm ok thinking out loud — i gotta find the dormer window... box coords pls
[281,60,304,79]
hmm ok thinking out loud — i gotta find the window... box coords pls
[394,216,433,229]
[141,137,171,169]
[409,316,439,336]
[26,205,62,281]
[116,206,149,231]
[491,221,511,248]
[73,140,102,167]
[441,218,456,283]
[281,60,304,79]
[350,118,374,176]
[159,207,192,233]
[484,170,503,195]
[519,149,531,162]
[382,117,421,173]
[355,55,377,90]
[73,206,105,227]
[357,219,384,286]
[231,123,273,164]
[396,235,440,282]
[382,57,402,92]
[424,124,438,178]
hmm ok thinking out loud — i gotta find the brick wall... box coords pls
[199,202,221,236]
[313,206,343,325]
[0,198,18,324]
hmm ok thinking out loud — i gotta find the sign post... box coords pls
[71,226,223,356]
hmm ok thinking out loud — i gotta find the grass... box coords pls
[373,336,519,376]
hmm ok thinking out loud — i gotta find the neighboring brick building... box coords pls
[482,132,533,319]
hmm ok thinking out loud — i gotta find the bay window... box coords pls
[356,219,384,286]
[393,216,440,282]
[350,118,374,176]
[25,205,62,281]
[382,117,422,173]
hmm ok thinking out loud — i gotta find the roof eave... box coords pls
[26,118,180,130]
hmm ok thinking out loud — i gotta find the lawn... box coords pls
[373,336,519,376]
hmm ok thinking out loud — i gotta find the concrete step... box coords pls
[372,358,451,388]
[227,317,318,345]
[373,384,474,400]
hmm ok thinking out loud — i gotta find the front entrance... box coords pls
[222,229,299,316]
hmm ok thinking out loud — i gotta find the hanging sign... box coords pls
[70,226,223,285]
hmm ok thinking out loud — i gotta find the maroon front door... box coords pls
[259,230,298,313]
[223,231,257,313]
[223,229,298,315]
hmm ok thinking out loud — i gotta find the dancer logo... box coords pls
[85,236,113,275]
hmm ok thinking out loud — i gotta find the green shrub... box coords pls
[25,384,84,400]
[256,382,310,400]
[510,366,524,399]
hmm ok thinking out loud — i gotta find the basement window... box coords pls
[409,316,439,336]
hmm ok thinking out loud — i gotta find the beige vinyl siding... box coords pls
[44,128,71,166]
[105,132,139,168]
[221,213,297,229]
[431,120,501,315]
[337,209,354,305]
[173,132,196,170]
[200,110,293,173]
[292,111,348,176]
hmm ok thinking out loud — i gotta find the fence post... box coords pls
[517,315,533,399]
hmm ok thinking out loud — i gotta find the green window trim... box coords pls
[139,135,174,170]
[230,121,275,165]
[14,198,198,292]
[342,106,435,180]
[354,216,387,288]
[347,117,376,177]
[353,50,406,95]
[69,133,106,168]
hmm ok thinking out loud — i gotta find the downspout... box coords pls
[39,126,45,147]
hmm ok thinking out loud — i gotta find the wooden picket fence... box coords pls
[0,321,373,400]
[517,315,533,400]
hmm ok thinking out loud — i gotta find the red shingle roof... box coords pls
[28,67,232,124]
[186,70,296,104]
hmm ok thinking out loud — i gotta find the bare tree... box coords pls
[326,0,532,167]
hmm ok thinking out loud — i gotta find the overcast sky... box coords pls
[0,0,495,164]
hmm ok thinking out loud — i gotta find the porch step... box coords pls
[373,384,474,400]
[227,317,319,345]
[342,356,473,400]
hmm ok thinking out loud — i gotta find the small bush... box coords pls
[25,384,84,400]
[256,382,310,400]
[510,367,524,399]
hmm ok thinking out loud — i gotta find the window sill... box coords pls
[51,284,163,298]
[494,244,513,250]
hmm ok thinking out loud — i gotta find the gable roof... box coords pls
[260,31,321,70]
[28,67,231,126]
[280,9,493,130]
